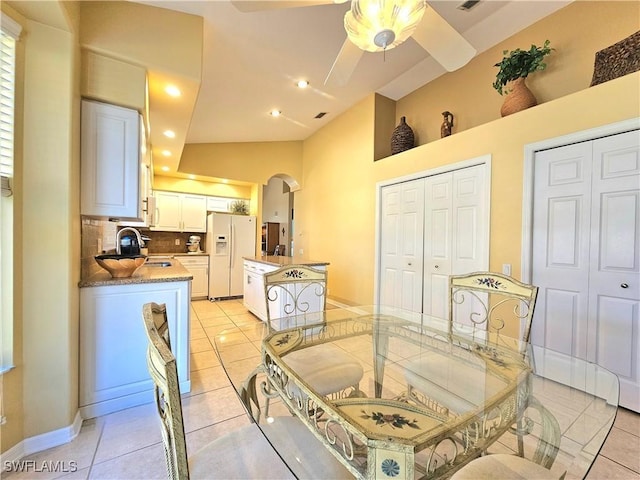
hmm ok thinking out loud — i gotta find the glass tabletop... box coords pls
[214,305,619,479]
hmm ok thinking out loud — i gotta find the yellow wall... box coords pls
[176,3,639,305]
[153,175,253,199]
[1,0,81,452]
[294,1,640,304]
[78,1,202,81]
[1,0,638,457]
[179,141,303,187]
[396,1,640,145]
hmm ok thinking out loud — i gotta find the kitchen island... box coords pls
[79,259,192,418]
[243,256,329,321]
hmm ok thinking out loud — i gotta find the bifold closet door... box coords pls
[379,179,425,312]
[379,164,487,316]
[423,165,488,320]
[532,130,640,411]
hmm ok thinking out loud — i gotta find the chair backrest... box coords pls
[142,302,189,480]
[263,265,327,323]
[448,272,538,352]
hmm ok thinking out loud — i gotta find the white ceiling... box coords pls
[132,0,571,177]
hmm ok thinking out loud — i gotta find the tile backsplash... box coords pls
[139,229,207,255]
[81,218,110,279]
[81,219,207,280]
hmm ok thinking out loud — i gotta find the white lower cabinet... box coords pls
[243,261,274,321]
[175,255,209,299]
[243,260,326,321]
[79,280,190,419]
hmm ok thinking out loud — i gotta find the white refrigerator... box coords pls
[207,213,256,299]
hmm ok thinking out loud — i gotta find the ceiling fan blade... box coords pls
[411,6,477,72]
[231,0,345,13]
[324,38,365,87]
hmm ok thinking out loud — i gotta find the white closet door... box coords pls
[423,173,452,319]
[588,131,640,411]
[423,165,487,319]
[379,179,425,312]
[531,142,593,357]
[532,129,640,411]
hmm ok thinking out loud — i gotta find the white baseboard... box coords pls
[1,411,82,470]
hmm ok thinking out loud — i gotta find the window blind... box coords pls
[0,13,20,375]
[0,14,20,197]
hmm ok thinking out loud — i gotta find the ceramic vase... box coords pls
[390,116,415,155]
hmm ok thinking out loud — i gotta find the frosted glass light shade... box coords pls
[344,0,426,52]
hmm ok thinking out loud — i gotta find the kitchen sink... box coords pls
[145,261,172,267]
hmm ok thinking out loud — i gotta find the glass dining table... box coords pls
[214,305,619,480]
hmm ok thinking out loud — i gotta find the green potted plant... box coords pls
[230,199,249,215]
[493,40,553,116]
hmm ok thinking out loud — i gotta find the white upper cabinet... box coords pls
[81,99,142,220]
[206,196,230,212]
[181,194,208,231]
[152,191,207,232]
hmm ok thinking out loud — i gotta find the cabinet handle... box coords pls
[621,283,629,289]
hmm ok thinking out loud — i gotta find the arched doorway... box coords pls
[262,174,297,256]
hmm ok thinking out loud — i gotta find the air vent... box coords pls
[314,112,327,119]
[457,0,481,11]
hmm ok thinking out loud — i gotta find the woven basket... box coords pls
[500,78,537,117]
[590,30,640,86]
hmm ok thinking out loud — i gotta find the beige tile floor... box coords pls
[3,298,639,479]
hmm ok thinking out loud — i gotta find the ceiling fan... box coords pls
[231,0,477,86]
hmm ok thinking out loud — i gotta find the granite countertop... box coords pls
[148,252,209,257]
[79,258,193,288]
[244,255,329,267]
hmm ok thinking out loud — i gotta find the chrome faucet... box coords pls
[116,227,144,255]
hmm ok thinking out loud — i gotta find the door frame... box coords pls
[374,155,492,305]
[520,118,640,282]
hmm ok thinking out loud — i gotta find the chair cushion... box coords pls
[404,353,507,414]
[450,454,559,480]
[285,343,364,396]
[189,418,351,479]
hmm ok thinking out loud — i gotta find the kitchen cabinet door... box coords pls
[81,99,142,220]
[79,280,190,418]
[181,194,207,232]
[207,196,230,213]
[153,191,182,231]
[175,255,209,299]
[152,191,206,232]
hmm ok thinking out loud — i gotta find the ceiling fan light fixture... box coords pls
[344,0,426,53]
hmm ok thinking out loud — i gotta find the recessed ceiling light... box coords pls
[297,80,309,89]
[188,174,196,180]
[163,130,176,138]
[162,150,171,157]
[270,110,281,117]
[222,179,229,184]
[165,85,181,97]
[161,166,170,172]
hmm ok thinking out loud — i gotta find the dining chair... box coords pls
[262,265,364,413]
[142,302,350,479]
[403,272,545,461]
[405,271,539,410]
[450,398,562,479]
[447,271,539,353]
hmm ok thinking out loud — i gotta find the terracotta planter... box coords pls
[500,77,537,117]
